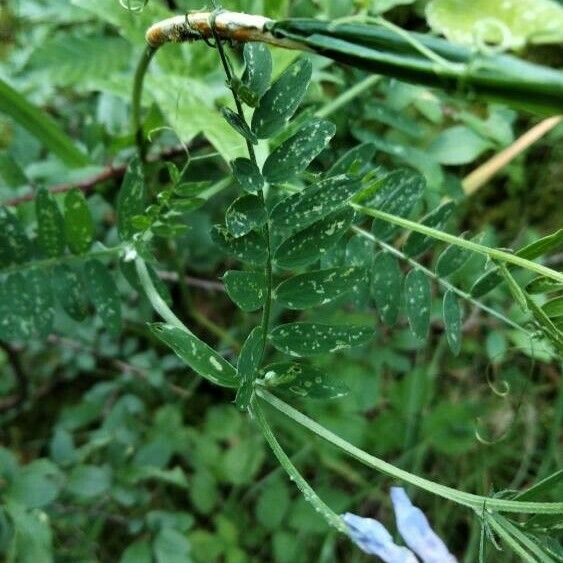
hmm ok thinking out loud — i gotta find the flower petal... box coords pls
[390,488,458,563]
[342,512,419,563]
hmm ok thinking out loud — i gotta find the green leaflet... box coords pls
[470,269,503,298]
[211,226,268,266]
[543,296,563,319]
[262,118,336,183]
[235,326,265,410]
[84,260,121,336]
[36,188,66,258]
[226,195,267,238]
[260,362,348,399]
[251,57,313,139]
[223,270,267,312]
[371,252,403,325]
[0,206,32,267]
[149,323,237,388]
[274,208,355,269]
[405,269,431,340]
[0,151,28,188]
[117,157,146,241]
[221,107,258,144]
[27,268,55,338]
[435,235,473,277]
[428,125,492,165]
[443,290,462,355]
[0,77,89,168]
[526,277,563,295]
[328,142,377,177]
[274,267,366,309]
[241,42,272,104]
[64,189,94,255]
[231,157,264,194]
[368,169,426,240]
[269,322,374,356]
[403,201,456,257]
[52,265,89,321]
[365,102,422,138]
[270,174,362,231]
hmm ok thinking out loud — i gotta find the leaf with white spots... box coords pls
[117,156,146,241]
[251,57,312,139]
[405,269,432,340]
[231,158,264,194]
[235,326,265,410]
[328,142,376,177]
[443,290,462,355]
[0,206,32,267]
[274,208,355,270]
[64,189,94,255]
[403,201,456,257]
[260,362,348,399]
[368,169,426,241]
[52,264,89,321]
[275,267,367,309]
[223,270,267,312]
[242,42,272,104]
[269,322,374,357]
[36,187,65,258]
[435,234,473,277]
[84,260,121,336]
[221,107,258,144]
[149,323,237,388]
[371,252,403,325]
[26,267,55,337]
[270,174,362,232]
[262,118,336,183]
[226,195,267,238]
[212,226,268,266]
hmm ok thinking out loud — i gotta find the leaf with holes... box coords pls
[403,201,455,257]
[269,322,374,357]
[223,270,267,312]
[241,42,272,103]
[270,174,362,231]
[275,267,366,309]
[262,118,336,183]
[235,326,265,410]
[84,260,121,336]
[211,226,267,266]
[64,189,94,255]
[52,265,89,321]
[226,195,267,238]
[36,187,65,258]
[405,269,431,340]
[274,208,355,269]
[371,252,403,325]
[0,206,32,267]
[231,157,264,194]
[117,157,146,241]
[149,323,237,388]
[251,57,312,138]
[221,108,257,144]
[261,362,348,399]
[443,290,462,355]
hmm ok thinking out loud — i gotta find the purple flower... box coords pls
[343,488,458,563]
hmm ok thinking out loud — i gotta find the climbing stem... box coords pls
[256,388,563,515]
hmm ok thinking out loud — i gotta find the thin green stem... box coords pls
[251,400,348,534]
[256,388,563,514]
[315,75,381,119]
[353,204,563,282]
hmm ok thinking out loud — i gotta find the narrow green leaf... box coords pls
[543,296,563,319]
[211,226,268,266]
[274,208,355,269]
[52,264,89,321]
[405,269,432,340]
[221,107,258,144]
[0,206,32,267]
[27,268,55,338]
[270,174,362,231]
[470,269,504,298]
[269,322,374,356]
[369,169,426,240]
[370,252,403,325]
[0,77,89,167]
[403,201,456,257]
[435,235,473,277]
[64,189,94,254]
[251,57,312,139]
[0,273,33,339]
[261,361,348,399]
[275,267,366,309]
[235,326,265,410]
[223,270,267,312]
[174,181,212,198]
[231,157,264,194]
[242,42,272,102]
[149,323,237,388]
[226,194,267,238]
[443,290,462,355]
[84,260,121,336]
[328,142,376,176]
[0,151,28,188]
[428,125,492,165]
[36,187,66,258]
[117,157,146,241]
[526,277,563,294]
[514,470,563,502]
[262,118,336,183]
